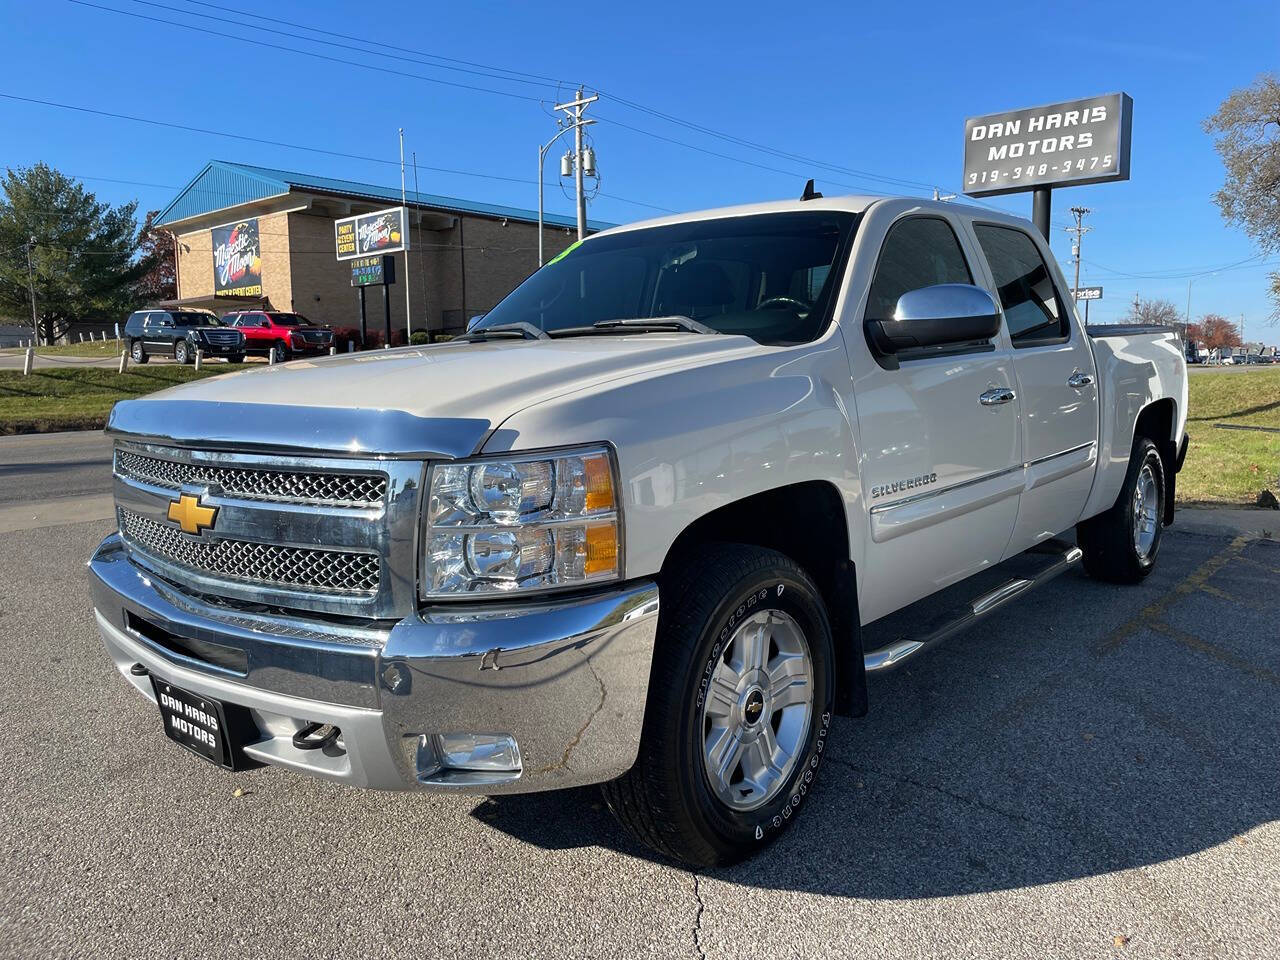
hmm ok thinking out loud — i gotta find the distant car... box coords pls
[222,311,335,362]
[123,310,245,365]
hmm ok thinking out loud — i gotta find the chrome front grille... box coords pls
[120,509,380,595]
[111,441,422,618]
[203,329,241,346]
[115,449,387,507]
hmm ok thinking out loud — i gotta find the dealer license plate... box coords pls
[151,676,231,767]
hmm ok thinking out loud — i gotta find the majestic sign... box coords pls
[963,93,1132,197]
[211,219,262,296]
[334,207,408,261]
[1074,286,1103,301]
[350,254,397,287]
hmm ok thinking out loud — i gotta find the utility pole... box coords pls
[399,128,413,340]
[1063,206,1091,298]
[549,87,599,243]
[25,236,38,345]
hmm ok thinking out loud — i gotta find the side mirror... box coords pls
[866,284,1001,361]
[466,313,485,332]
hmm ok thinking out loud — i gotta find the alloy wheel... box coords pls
[700,609,814,812]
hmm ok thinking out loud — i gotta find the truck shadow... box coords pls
[473,533,1280,898]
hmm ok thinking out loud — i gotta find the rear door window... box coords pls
[973,224,1069,345]
[864,217,973,321]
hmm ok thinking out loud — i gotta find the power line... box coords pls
[0,95,673,213]
[76,0,947,199]
[68,0,543,102]
[595,113,896,197]
[1083,252,1277,281]
[170,0,577,88]
[122,0,564,92]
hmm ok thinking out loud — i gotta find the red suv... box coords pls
[222,311,335,362]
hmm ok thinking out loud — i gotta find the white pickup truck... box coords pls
[89,194,1187,867]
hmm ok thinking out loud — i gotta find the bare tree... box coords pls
[1204,74,1280,316]
[1125,296,1182,326]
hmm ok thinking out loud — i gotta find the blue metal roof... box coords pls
[155,160,611,231]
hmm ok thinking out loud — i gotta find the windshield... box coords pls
[475,211,858,344]
[172,311,221,327]
[270,313,313,327]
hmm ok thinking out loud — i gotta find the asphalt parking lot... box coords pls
[0,455,1276,958]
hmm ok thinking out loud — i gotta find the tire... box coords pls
[129,340,148,364]
[271,341,288,363]
[601,544,835,867]
[174,341,190,365]
[1077,436,1166,584]
[227,354,244,364]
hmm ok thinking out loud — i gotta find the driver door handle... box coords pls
[979,388,1016,406]
[1067,371,1095,388]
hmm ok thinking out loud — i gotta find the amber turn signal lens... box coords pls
[583,522,619,577]
[583,453,616,512]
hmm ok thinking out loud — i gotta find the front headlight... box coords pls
[421,446,621,599]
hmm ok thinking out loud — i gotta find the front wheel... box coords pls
[271,341,289,363]
[129,340,148,364]
[174,341,191,364]
[227,353,244,364]
[602,544,835,867]
[1077,436,1166,583]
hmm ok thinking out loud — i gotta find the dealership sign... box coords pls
[1074,286,1103,301]
[335,206,409,261]
[963,93,1132,197]
[350,254,397,287]
[212,219,262,296]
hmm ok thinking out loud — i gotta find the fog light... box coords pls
[417,732,521,779]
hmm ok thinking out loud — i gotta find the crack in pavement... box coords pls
[690,871,707,960]
[826,757,1034,826]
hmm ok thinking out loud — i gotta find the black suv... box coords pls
[123,310,246,365]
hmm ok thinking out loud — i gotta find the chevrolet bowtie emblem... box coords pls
[167,493,217,535]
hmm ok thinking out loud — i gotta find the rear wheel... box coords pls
[129,340,148,364]
[1077,436,1166,583]
[601,544,835,867]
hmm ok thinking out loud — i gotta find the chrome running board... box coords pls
[863,539,1083,673]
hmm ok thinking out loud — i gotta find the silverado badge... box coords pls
[167,493,218,535]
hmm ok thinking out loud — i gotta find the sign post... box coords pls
[1074,285,1103,323]
[963,93,1133,239]
[336,209,408,348]
[349,254,396,349]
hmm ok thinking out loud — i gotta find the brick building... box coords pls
[154,161,607,338]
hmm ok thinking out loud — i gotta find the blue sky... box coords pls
[2,0,1277,332]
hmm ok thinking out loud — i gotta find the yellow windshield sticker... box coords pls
[546,239,583,266]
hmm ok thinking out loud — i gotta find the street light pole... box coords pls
[537,121,585,266]
[25,236,38,345]
[1185,272,1217,327]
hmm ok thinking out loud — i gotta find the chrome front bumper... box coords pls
[89,535,659,793]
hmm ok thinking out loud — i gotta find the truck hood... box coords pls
[106,334,763,458]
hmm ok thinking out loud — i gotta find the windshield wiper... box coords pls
[548,315,718,337]
[458,322,550,342]
[595,315,716,334]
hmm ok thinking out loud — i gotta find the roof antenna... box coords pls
[800,178,823,201]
